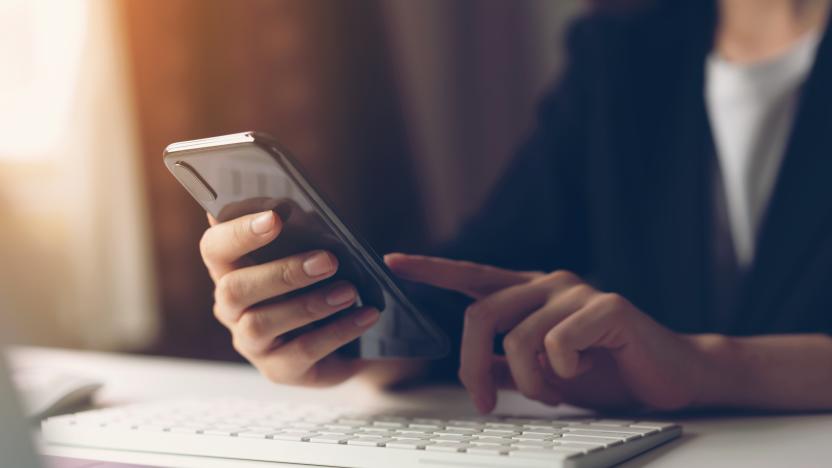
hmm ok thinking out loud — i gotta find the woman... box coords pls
[199,0,832,412]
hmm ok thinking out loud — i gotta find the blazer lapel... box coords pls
[738,23,832,333]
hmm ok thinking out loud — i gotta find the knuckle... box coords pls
[277,260,306,288]
[292,337,317,363]
[596,292,628,312]
[231,218,251,249]
[543,329,561,352]
[231,335,251,357]
[570,283,594,297]
[237,312,268,343]
[552,283,593,304]
[303,294,326,320]
[464,302,488,322]
[260,362,287,384]
[548,269,579,284]
[502,333,523,355]
[330,320,360,345]
[198,230,213,260]
[212,303,229,325]
[216,274,246,310]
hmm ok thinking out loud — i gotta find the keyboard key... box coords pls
[484,423,517,429]
[309,435,349,444]
[386,439,432,449]
[374,416,409,423]
[512,433,552,441]
[272,432,316,442]
[565,430,638,441]
[561,435,622,447]
[448,420,483,427]
[244,425,280,432]
[523,428,564,436]
[373,421,405,428]
[408,423,442,430]
[236,431,273,439]
[590,419,635,427]
[136,424,168,432]
[470,439,512,447]
[337,418,370,425]
[358,427,393,435]
[482,428,520,436]
[425,442,468,453]
[410,418,441,424]
[392,435,432,441]
[631,421,677,430]
[557,441,605,452]
[324,423,360,431]
[512,440,556,448]
[316,430,354,436]
[395,429,433,436]
[346,437,387,447]
[289,422,321,430]
[435,429,477,436]
[445,426,485,432]
[284,427,317,434]
[466,446,509,456]
[168,426,201,434]
[568,424,655,435]
[523,424,570,431]
[202,428,236,436]
[432,435,472,443]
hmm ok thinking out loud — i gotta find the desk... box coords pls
[11,347,832,468]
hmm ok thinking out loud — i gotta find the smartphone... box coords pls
[163,131,448,359]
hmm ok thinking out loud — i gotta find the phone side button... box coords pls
[173,161,217,202]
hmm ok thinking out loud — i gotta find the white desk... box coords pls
[11,347,832,468]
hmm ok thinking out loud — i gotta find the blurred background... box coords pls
[0,0,583,360]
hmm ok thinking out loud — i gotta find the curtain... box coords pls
[0,0,158,349]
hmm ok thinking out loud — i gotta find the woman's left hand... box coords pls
[385,253,715,413]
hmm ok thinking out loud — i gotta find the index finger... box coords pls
[384,253,537,299]
[200,210,282,280]
[459,280,550,413]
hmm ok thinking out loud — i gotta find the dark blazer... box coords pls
[422,0,832,370]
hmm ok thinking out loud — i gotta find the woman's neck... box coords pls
[716,0,830,63]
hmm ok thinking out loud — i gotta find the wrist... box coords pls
[687,333,744,408]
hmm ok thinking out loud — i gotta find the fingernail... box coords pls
[250,212,275,235]
[303,251,334,277]
[353,308,379,327]
[325,284,355,306]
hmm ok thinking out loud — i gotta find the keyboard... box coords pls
[42,398,681,468]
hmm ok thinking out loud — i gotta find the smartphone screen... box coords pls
[164,132,448,359]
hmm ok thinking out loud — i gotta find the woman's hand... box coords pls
[385,253,713,413]
[200,210,382,387]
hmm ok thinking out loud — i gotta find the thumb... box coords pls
[384,253,537,299]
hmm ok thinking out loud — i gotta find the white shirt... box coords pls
[705,32,820,270]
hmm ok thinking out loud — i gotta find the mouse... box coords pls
[12,366,102,420]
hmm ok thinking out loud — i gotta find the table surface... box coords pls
[10,346,832,468]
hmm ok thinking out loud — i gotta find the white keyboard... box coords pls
[42,398,681,468]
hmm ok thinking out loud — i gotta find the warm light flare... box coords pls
[0,0,88,161]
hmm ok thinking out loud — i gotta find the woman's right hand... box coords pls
[199,210,381,387]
